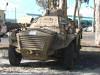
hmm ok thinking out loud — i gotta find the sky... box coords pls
[68,0,94,18]
[0,0,42,19]
[0,0,94,19]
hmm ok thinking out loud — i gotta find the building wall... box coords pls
[17,15,32,24]
[6,19,16,23]
[0,10,5,24]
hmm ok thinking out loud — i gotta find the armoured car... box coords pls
[8,0,81,69]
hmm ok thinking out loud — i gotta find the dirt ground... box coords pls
[0,32,100,75]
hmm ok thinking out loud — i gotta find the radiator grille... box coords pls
[19,35,46,50]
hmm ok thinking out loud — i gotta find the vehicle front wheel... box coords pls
[63,42,75,70]
[8,45,22,66]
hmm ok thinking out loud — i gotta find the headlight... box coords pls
[29,30,37,35]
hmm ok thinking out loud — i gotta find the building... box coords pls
[17,15,32,24]
[0,9,5,24]
[6,19,16,23]
[0,9,7,37]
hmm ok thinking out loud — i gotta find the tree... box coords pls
[77,0,82,28]
[95,0,100,46]
[73,0,78,21]
[36,0,48,9]
[73,0,82,28]
[73,0,89,28]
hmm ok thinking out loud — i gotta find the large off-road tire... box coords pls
[63,42,75,70]
[8,45,22,66]
[77,37,81,57]
[73,38,80,64]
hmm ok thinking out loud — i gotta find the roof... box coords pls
[0,9,5,11]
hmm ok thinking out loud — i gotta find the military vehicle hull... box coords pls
[14,28,77,60]
[8,16,81,69]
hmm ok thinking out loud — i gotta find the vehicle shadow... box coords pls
[18,51,100,71]
[78,51,100,69]
[1,50,100,73]
[20,60,64,70]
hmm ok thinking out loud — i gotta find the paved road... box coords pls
[0,32,100,75]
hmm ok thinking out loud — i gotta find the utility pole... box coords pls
[15,7,17,23]
[95,0,100,46]
[93,0,96,32]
